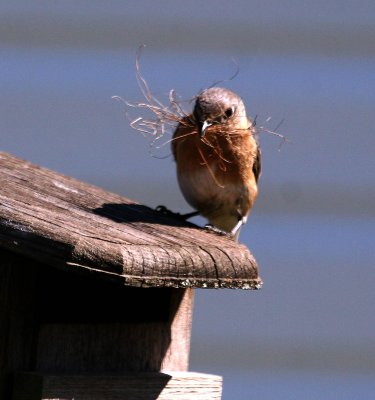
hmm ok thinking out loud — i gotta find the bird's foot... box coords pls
[204,224,234,239]
[155,205,199,221]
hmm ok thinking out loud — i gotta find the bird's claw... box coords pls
[204,224,234,239]
[155,205,176,216]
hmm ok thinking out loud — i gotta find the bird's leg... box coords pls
[230,216,248,241]
[204,216,248,240]
[155,205,199,221]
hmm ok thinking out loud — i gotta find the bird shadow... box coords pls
[93,203,198,228]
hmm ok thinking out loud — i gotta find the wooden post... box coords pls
[0,152,261,399]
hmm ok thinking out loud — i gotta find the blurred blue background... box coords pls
[1,1,375,398]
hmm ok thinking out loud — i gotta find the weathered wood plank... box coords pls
[13,372,223,400]
[162,289,194,371]
[0,252,39,399]
[0,251,195,396]
[33,284,193,374]
[0,152,261,289]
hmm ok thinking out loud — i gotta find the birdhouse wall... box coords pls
[0,251,39,399]
[0,249,194,398]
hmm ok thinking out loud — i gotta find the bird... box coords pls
[171,87,261,240]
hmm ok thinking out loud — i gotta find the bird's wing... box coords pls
[253,145,262,183]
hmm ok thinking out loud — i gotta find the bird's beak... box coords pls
[200,120,211,138]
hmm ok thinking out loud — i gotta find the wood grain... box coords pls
[162,289,194,371]
[13,372,223,400]
[34,287,193,374]
[0,252,194,397]
[0,152,261,289]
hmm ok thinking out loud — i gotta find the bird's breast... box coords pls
[172,120,258,226]
[176,148,257,220]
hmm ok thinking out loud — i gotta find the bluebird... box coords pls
[172,87,261,240]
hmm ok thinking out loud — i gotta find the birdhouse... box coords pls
[0,152,261,399]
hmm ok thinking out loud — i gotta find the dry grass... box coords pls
[113,45,290,156]
[112,46,196,155]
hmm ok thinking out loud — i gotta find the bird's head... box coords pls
[193,87,247,137]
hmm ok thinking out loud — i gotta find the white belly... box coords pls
[177,165,254,232]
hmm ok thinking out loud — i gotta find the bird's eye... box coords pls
[224,107,234,118]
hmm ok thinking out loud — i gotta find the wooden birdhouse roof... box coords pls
[0,152,261,289]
